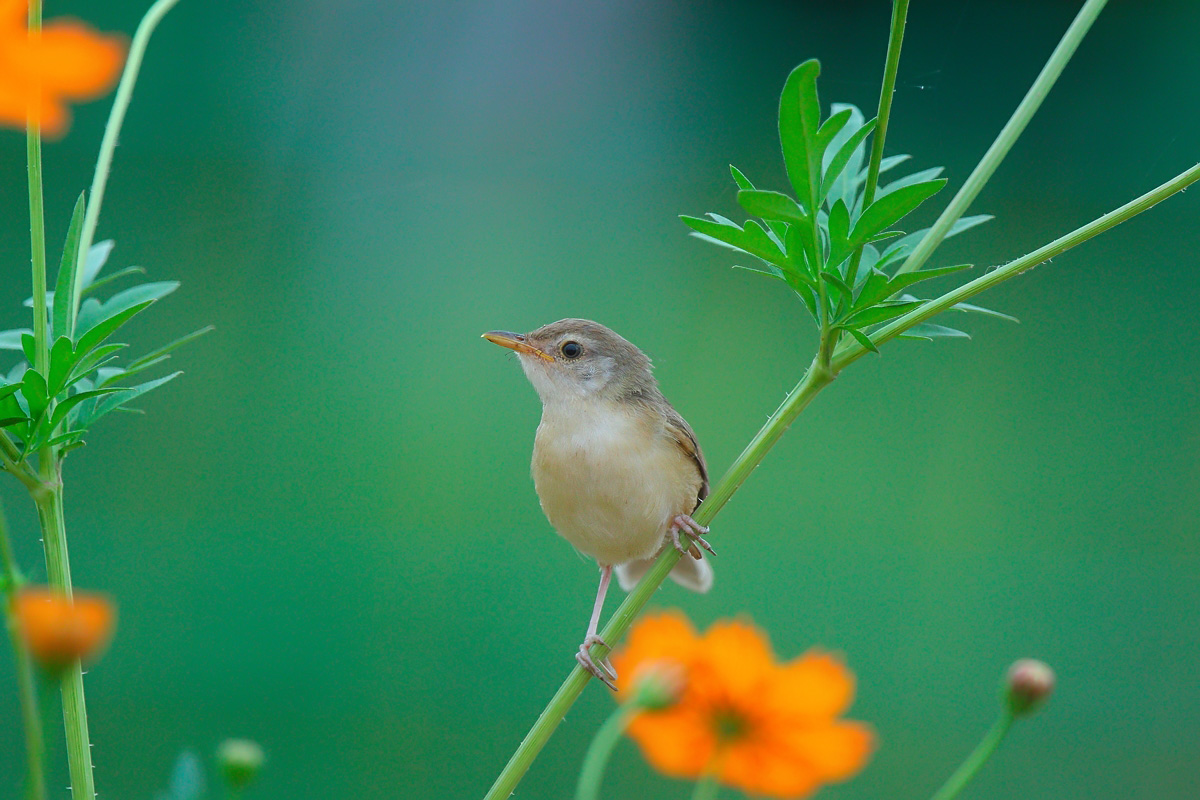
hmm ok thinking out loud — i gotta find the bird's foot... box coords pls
[670,514,716,559]
[576,634,618,691]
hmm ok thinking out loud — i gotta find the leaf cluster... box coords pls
[681,60,1011,350]
[0,195,208,459]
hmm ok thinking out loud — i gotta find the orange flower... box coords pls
[13,586,115,668]
[0,0,126,136]
[612,610,874,798]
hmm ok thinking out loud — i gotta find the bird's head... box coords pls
[483,318,654,406]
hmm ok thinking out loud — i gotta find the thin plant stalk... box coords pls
[844,0,909,290]
[26,0,48,375]
[689,773,721,800]
[894,0,1108,277]
[1,503,47,800]
[574,703,639,800]
[69,0,185,336]
[929,709,1014,800]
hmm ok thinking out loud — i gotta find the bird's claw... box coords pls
[670,514,716,559]
[577,634,618,690]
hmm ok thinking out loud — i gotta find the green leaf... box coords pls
[0,329,32,351]
[47,388,122,435]
[845,300,923,328]
[884,263,972,295]
[850,179,947,247]
[851,264,971,312]
[82,266,146,297]
[826,199,851,268]
[69,343,126,384]
[75,301,155,361]
[52,192,86,339]
[736,190,809,225]
[76,281,178,335]
[899,322,971,341]
[0,384,21,403]
[78,372,182,427]
[681,216,789,269]
[952,302,1019,323]
[820,118,877,205]
[46,336,77,396]
[778,59,822,212]
[877,167,945,198]
[820,271,853,297]
[80,240,115,288]
[21,334,35,366]
[837,325,878,353]
[784,222,817,280]
[882,214,994,263]
[813,107,853,158]
[124,326,213,372]
[876,154,911,174]
[21,370,48,420]
[730,165,754,191]
[732,264,785,281]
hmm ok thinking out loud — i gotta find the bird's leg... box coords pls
[669,514,716,559]
[576,564,618,690]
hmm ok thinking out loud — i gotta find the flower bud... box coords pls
[14,587,115,670]
[630,659,686,710]
[217,739,265,789]
[1005,659,1055,716]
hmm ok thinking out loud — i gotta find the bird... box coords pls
[483,319,714,689]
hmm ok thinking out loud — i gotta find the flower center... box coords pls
[712,708,749,742]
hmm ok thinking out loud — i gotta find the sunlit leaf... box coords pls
[82,266,146,297]
[877,167,945,198]
[77,371,182,428]
[850,179,947,246]
[80,240,115,288]
[845,300,923,328]
[821,118,876,205]
[76,281,178,336]
[813,107,853,159]
[75,302,155,360]
[736,189,809,225]
[837,325,878,353]
[0,329,32,351]
[730,164,754,191]
[952,302,1019,323]
[680,216,789,269]
[899,322,971,340]
[47,336,76,396]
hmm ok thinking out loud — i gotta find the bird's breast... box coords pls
[531,401,699,565]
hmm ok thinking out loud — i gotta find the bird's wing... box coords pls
[664,410,709,507]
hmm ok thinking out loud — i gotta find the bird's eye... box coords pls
[561,341,583,359]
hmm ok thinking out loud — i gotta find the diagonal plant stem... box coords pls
[845,0,909,291]
[894,0,1109,277]
[69,0,185,337]
[835,163,1200,369]
[1,503,47,800]
[26,0,48,375]
[929,709,1014,800]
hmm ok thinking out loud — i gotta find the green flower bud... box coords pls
[216,738,265,789]
[631,660,686,710]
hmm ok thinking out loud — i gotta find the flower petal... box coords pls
[625,704,715,779]
[612,610,698,700]
[691,617,775,702]
[30,23,126,98]
[767,650,857,718]
[775,720,875,782]
[720,737,820,798]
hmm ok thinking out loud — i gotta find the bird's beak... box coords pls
[482,330,554,362]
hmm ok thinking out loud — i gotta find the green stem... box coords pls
[483,358,836,800]
[929,710,1014,800]
[1,503,47,800]
[894,0,1109,277]
[574,703,638,800]
[845,0,909,290]
[26,0,49,373]
[69,0,185,337]
[0,437,45,497]
[35,482,95,800]
[689,773,721,800]
[834,163,1200,369]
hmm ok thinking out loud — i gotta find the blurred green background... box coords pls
[2,0,1198,797]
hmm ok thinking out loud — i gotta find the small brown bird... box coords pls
[483,319,713,688]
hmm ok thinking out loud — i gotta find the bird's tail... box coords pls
[616,554,713,594]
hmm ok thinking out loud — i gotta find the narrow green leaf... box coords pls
[730,165,754,191]
[0,329,32,351]
[0,384,21,402]
[845,300,923,328]
[813,107,853,158]
[900,322,971,340]
[75,301,155,360]
[681,216,789,269]
[21,370,48,419]
[69,343,126,384]
[21,334,35,366]
[80,240,115,288]
[779,59,822,211]
[820,271,852,297]
[76,281,178,335]
[47,336,77,396]
[837,325,878,353]
[826,199,851,268]
[81,266,146,297]
[876,154,911,174]
[850,179,947,246]
[885,263,972,295]
[48,388,122,434]
[79,371,182,427]
[882,214,994,262]
[820,118,877,204]
[125,327,213,372]
[0,417,27,429]
[784,222,817,279]
[732,264,785,281]
[877,167,945,198]
[736,190,809,225]
[952,302,1019,323]
[53,192,86,339]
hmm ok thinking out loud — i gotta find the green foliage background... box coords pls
[1,1,1198,797]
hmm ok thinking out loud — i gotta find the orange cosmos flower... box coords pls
[612,610,874,798]
[13,586,115,668]
[0,0,126,137]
